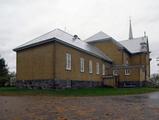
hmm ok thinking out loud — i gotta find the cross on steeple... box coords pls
[129,17,133,40]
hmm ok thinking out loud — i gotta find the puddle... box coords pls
[148,92,159,100]
[146,92,159,106]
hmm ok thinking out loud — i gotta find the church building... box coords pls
[85,20,150,87]
[13,21,151,88]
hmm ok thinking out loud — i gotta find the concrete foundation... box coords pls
[118,81,146,87]
[16,80,102,89]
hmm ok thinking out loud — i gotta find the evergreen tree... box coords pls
[0,56,9,86]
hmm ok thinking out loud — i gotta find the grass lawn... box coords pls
[0,87,159,96]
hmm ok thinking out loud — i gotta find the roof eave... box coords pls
[131,51,147,55]
[13,37,112,63]
[13,37,56,52]
[54,38,113,62]
[102,37,132,55]
[86,37,111,43]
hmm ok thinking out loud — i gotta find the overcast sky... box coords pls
[0,0,159,74]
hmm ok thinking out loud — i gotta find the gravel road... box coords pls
[1,92,159,120]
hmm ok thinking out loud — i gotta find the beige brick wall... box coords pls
[16,41,112,81]
[16,43,55,80]
[55,42,111,81]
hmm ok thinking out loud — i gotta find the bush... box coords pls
[149,73,159,87]
[0,76,9,87]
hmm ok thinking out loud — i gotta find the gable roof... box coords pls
[85,31,111,43]
[85,31,131,53]
[85,31,149,54]
[119,36,148,54]
[13,29,112,62]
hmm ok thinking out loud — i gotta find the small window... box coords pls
[102,64,105,75]
[113,70,118,76]
[66,53,71,70]
[80,58,84,72]
[89,60,93,73]
[125,69,130,75]
[96,62,100,74]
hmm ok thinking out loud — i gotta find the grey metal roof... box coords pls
[85,31,129,51]
[85,31,111,43]
[119,36,148,54]
[85,31,149,54]
[14,28,112,62]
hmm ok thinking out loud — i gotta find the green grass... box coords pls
[0,87,158,96]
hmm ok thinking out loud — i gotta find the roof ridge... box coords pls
[19,29,58,47]
[98,31,105,33]
[62,30,112,60]
[13,28,112,62]
[32,29,58,40]
[16,28,74,48]
[85,31,111,42]
[119,36,149,54]
[120,36,145,42]
[55,28,74,37]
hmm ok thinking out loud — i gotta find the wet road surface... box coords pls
[0,92,159,120]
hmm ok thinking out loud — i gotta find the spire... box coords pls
[144,31,146,37]
[129,17,133,40]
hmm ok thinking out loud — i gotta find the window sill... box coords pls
[113,74,118,76]
[125,74,130,76]
[66,68,71,71]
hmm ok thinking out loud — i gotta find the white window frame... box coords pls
[113,70,118,76]
[125,60,129,65]
[102,64,105,75]
[66,53,71,70]
[96,62,100,74]
[89,60,93,74]
[80,58,84,72]
[125,69,130,75]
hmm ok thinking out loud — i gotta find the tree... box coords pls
[0,56,9,86]
[9,71,16,86]
[150,73,159,87]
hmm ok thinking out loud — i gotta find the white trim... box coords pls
[66,53,71,70]
[125,60,129,65]
[89,60,93,74]
[113,70,118,76]
[96,62,100,74]
[80,58,84,72]
[102,64,105,75]
[125,69,130,75]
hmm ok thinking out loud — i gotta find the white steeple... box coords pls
[144,31,146,37]
[129,18,133,40]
